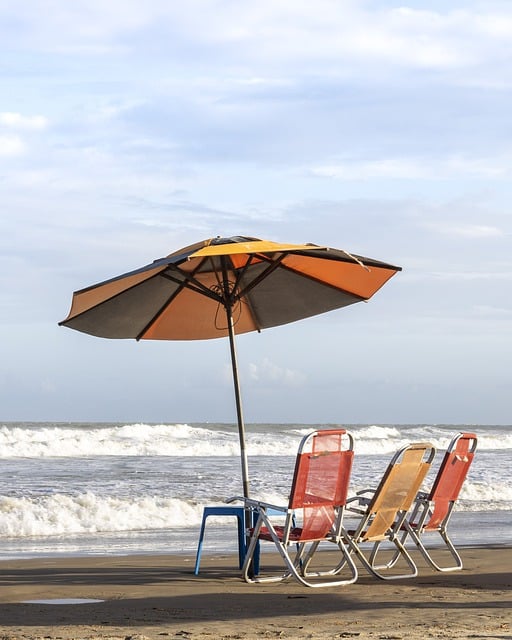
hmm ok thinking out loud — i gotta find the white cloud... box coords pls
[429,270,511,281]
[312,159,426,181]
[311,155,512,181]
[446,224,503,238]
[248,357,306,387]
[427,224,504,239]
[446,156,509,179]
[0,134,25,156]
[0,112,48,130]
[473,304,512,318]
[2,2,512,81]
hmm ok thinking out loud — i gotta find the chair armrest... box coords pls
[226,496,289,514]
[356,488,376,497]
[347,494,372,506]
[345,498,369,515]
[346,491,373,514]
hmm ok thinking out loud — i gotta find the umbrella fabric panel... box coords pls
[188,239,316,259]
[241,264,363,330]
[63,263,167,322]
[279,253,399,300]
[61,274,183,339]
[143,276,258,340]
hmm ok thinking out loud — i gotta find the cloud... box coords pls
[0,112,48,130]
[2,2,512,83]
[248,357,307,387]
[0,134,24,156]
[429,270,512,281]
[429,224,504,238]
[311,155,512,181]
[473,304,512,318]
[311,159,427,181]
[0,112,48,159]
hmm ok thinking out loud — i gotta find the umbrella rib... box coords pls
[160,268,222,304]
[226,253,288,333]
[230,255,253,298]
[235,253,286,300]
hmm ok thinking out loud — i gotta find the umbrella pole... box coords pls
[225,303,257,576]
[225,301,251,500]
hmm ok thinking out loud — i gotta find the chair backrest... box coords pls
[288,429,354,541]
[423,432,477,530]
[362,442,436,542]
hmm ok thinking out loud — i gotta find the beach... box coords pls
[0,546,510,640]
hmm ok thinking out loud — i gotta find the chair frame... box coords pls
[341,442,436,580]
[232,429,358,587]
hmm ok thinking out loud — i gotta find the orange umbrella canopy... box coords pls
[60,236,401,341]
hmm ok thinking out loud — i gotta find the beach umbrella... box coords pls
[59,235,401,498]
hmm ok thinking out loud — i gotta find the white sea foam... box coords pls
[0,423,242,458]
[351,425,512,455]
[0,476,509,540]
[0,422,509,458]
[0,493,204,537]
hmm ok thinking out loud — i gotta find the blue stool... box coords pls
[194,506,247,575]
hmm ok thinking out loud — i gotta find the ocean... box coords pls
[0,422,510,560]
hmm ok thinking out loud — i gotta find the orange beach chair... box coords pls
[399,431,478,571]
[232,429,358,587]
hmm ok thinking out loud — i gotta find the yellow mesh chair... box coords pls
[342,442,436,580]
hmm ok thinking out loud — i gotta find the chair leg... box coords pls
[369,538,403,571]
[344,533,418,580]
[243,516,358,587]
[301,539,358,584]
[406,524,464,572]
[235,512,245,569]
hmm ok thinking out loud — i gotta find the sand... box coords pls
[0,546,510,640]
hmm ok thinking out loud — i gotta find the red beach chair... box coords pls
[342,442,436,580]
[233,429,358,587]
[400,432,478,571]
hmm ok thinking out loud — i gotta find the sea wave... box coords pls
[0,422,509,458]
[0,423,242,458]
[0,478,510,539]
[0,493,204,537]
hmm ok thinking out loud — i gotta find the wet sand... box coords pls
[0,546,510,639]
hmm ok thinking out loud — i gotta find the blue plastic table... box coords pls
[194,506,248,575]
[194,505,294,575]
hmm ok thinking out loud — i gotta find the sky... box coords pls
[1,0,511,425]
